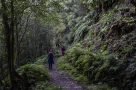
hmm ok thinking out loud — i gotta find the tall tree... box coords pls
[1,0,16,89]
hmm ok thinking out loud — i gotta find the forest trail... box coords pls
[49,59,84,90]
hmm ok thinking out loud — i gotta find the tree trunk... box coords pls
[1,0,16,89]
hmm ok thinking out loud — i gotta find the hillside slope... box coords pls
[57,0,136,90]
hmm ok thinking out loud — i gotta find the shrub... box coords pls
[58,44,119,86]
[33,82,61,90]
[58,56,73,71]
[59,63,73,71]
[92,54,118,82]
[17,64,50,85]
[75,75,88,83]
[74,21,90,42]
[70,68,78,76]
[82,0,119,12]
[34,55,47,65]
[65,44,85,64]
[75,54,94,75]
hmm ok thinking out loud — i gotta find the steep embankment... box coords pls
[57,1,136,90]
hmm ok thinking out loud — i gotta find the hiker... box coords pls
[48,49,54,70]
[61,46,65,56]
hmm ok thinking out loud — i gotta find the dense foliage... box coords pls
[0,0,136,90]
[57,0,136,90]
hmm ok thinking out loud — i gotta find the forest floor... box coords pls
[49,59,84,90]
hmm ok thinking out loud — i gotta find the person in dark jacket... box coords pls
[61,46,65,56]
[48,49,54,70]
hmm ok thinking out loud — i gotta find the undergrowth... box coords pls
[17,55,61,90]
[58,44,118,88]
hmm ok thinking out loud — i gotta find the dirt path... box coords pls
[49,60,84,90]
